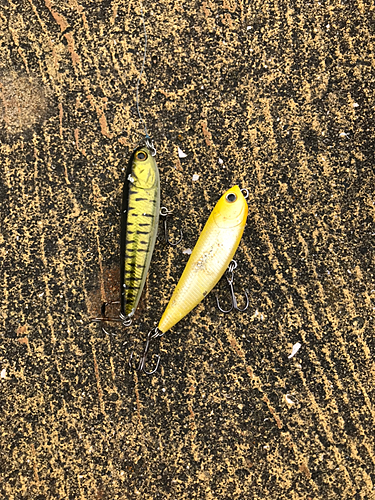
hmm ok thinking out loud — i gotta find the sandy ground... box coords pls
[0,0,374,499]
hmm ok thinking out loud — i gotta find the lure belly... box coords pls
[158,185,248,333]
[120,146,160,318]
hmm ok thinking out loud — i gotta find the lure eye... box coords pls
[136,150,148,161]
[225,192,237,203]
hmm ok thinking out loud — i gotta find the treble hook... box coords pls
[129,327,164,375]
[216,260,249,313]
[160,207,183,246]
[91,301,132,335]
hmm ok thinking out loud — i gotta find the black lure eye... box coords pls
[226,192,237,203]
[136,150,148,161]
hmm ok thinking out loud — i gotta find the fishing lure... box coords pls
[120,146,160,319]
[130,185,248,373]
[92,146,160,328]
[158,185,248,331]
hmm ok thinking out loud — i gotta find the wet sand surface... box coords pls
[0,1,374,498]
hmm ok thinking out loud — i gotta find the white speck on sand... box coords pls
[178,147,187,158]
[288,342,301,359]
[285,394,296,405]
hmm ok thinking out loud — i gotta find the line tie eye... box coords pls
[136,150,148,161]
[225,192,237,203]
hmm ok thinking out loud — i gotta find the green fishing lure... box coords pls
[120,146,160,319]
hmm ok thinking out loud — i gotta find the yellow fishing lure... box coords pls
[158,185,248,333]
[120,146,160,318]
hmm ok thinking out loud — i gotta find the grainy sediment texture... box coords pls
[0,1,374,499]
